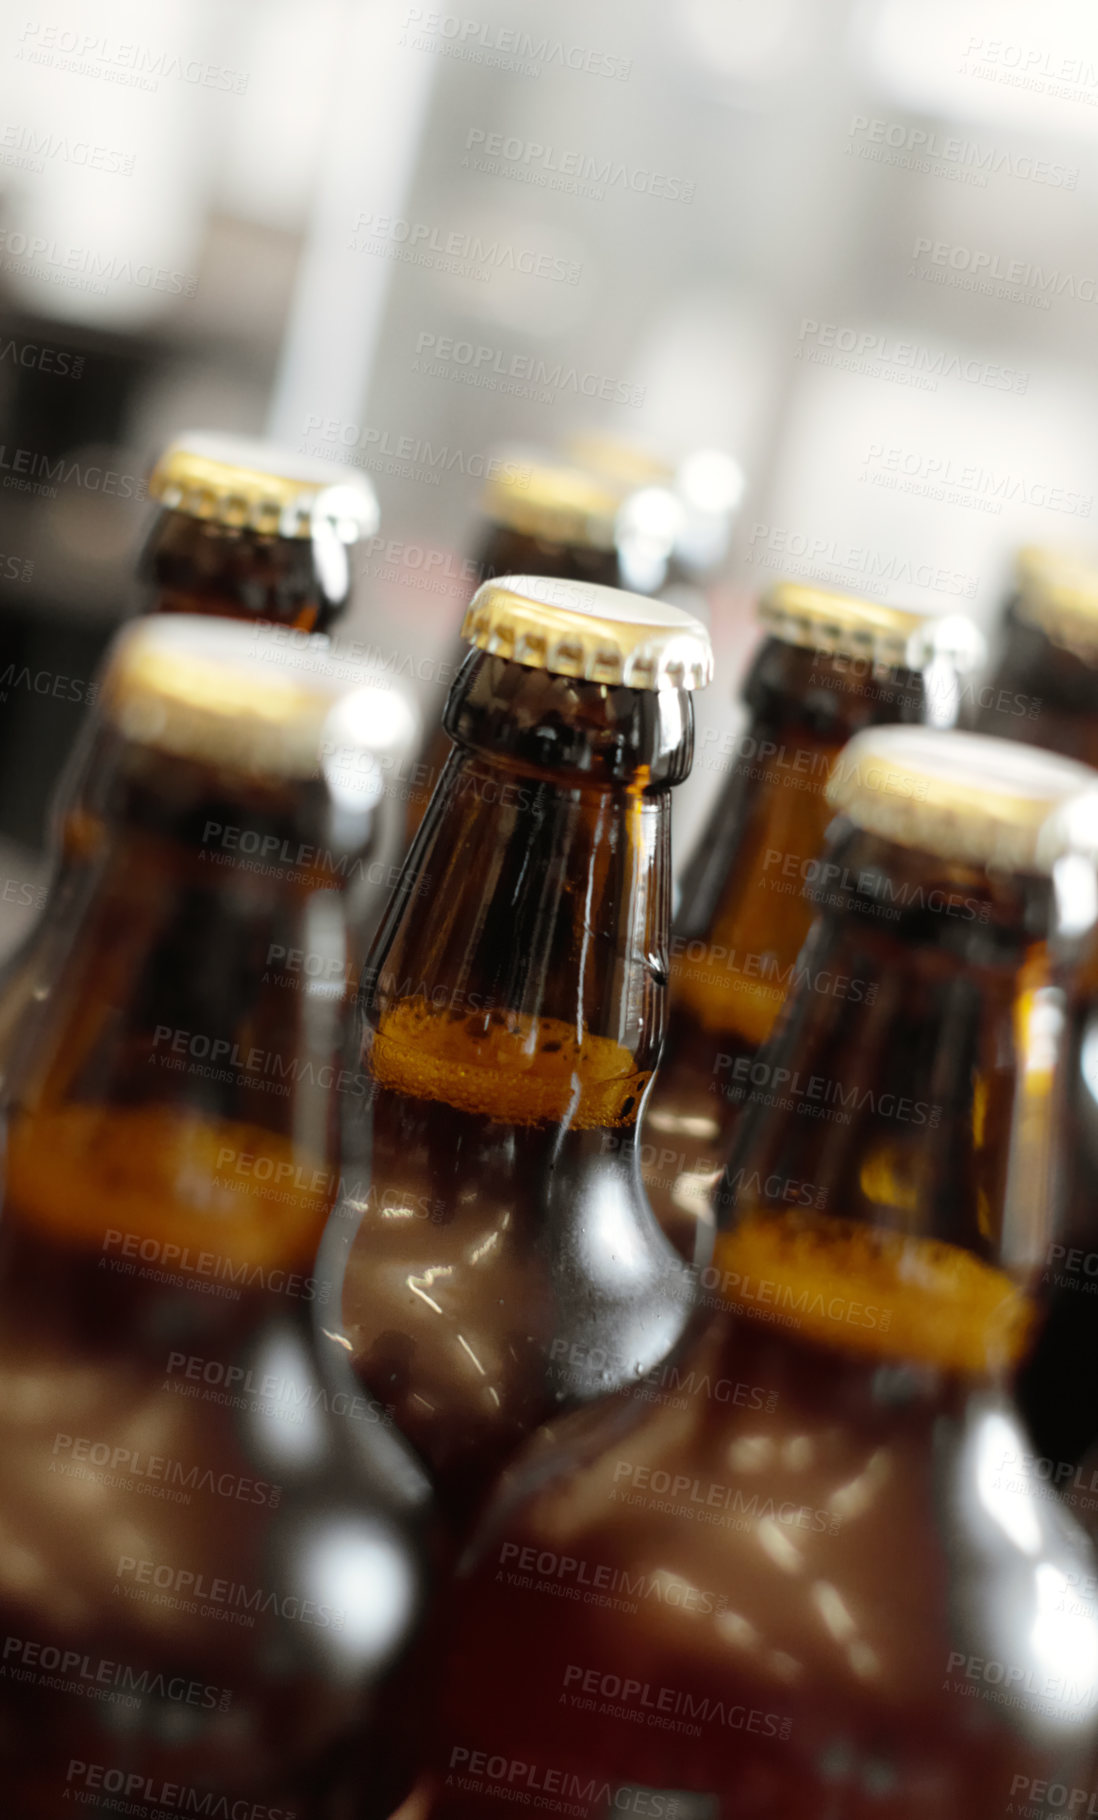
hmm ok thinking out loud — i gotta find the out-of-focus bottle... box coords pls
[0,612,418,1105]
[1017,782,1098,1483]
[402,455,632,842]
[142,430,380,634]
[342,574,712,1535]
[641,581,984,1261]
[978,546,1098,764]
[407,725,1098,1820]
[568,430,744,619]
[0,615,434,1817]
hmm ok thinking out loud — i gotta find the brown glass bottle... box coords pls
[402,725,1098,1820]
[342,574,713,1535]
[403,457,633,842]
[0,617,435,1818]
[977,548,1098,765]
[1017,784,1098,1482]
[641,581,984,1261]
[140,430,380,634]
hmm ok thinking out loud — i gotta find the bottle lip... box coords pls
[825,725,1097,872]
[149,431,380,542]
[460,573,713,691]
[758,581,985,674]
[480,451,626,550]
[1014,545,1098,658]
[97,615,417,785]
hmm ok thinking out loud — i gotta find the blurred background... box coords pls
[1,0,1096,948]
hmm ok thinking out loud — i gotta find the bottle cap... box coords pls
[480,454,627,550]
[826,726,1097,871]
[460,574,713,691]
[758,581,984,675]
[148,431,380,541]
[1014,546,1098,658]
[99,615,417,786]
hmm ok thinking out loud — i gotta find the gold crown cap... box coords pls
[100,615,417,782]
[460,574,713,691]
[1014,545,1098,657]
[826,726,1097,872]
[149,431,380,540]
[758,581,984,673]
[480,452,627,550]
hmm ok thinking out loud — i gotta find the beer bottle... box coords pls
[977,547,1098,764]
[407,724,1098,1820]
[342,574,713,1534]
[0,614,418,1106]
[642,581,983,1259]
[0,616,434,1817]
[142,430,380,633]
[567,430,743,618]
[1017,783,1098,1479]
[403,456,631,841]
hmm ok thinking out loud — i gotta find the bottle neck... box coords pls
[672,641,929,1051]
[361,653,693,1130]
[1,739,378,1318]
[679,640,929,942]
[713,823,1064,1383]
[138,508,351,633]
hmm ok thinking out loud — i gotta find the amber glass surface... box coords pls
[403,819,1098,1820]
[342,649,696,1534]
[641,639,930,1258]
[138,507,352,633]
[0,734,435,1817]
[403,521,622,842]
[977,615,1098,766]
[1018,923,1098,1473]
